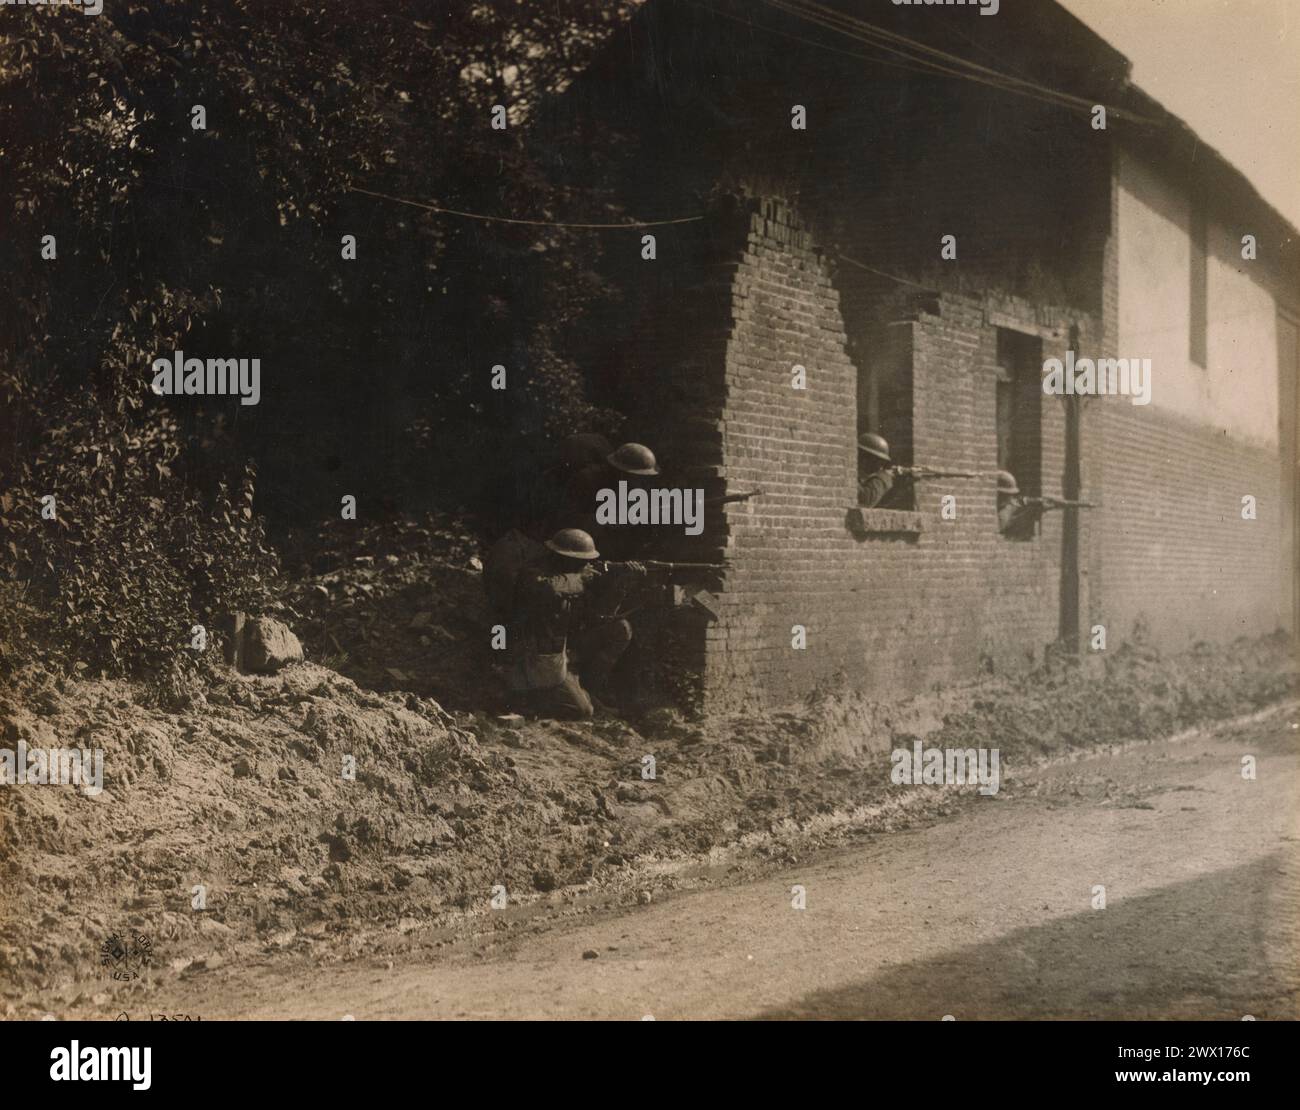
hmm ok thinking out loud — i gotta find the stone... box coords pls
[240,617,304,674]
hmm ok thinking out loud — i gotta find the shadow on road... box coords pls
[758,851,1299,1019]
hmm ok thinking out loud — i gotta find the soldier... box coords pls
[506,527,646,719]
[858,433,988,510]
[996,470,1036,535]
[566,442,660,511]
[553,441,662,561]
[997,470,1094,535]
[857,432,898,508]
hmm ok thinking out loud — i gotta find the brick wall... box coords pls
[1098,402,1288,646]
[699,197,1099,714]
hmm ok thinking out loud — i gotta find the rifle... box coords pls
[1022,495,1095,511]
[703,488,763,507]
[887,466,990,481]
[591,559,725,620]
[596,559,725,573]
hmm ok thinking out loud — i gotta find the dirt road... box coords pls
[133,707,1300,1019]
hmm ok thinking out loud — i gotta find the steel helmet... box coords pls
[607,442,660,476]
[857,433,891,463]
[995,470,1020,495]
[545,528,600,560]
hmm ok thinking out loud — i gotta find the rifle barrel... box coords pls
[901,468,985,479]
[703,489,763,505]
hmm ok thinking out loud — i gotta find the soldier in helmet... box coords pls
[506,527,646,719]
[568,442,660,512]
[997,470,1093,536]
[857,433,903,509]
[551,441,662,560]
[996,470,1040,536]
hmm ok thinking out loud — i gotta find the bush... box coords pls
[0,392,278,678]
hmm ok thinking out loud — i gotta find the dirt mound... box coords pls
[1,633,1294,1013]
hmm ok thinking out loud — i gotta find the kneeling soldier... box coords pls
[506,528,645,720]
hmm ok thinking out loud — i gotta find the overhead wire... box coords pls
[753,0,1160,125]
[349,186,704,229]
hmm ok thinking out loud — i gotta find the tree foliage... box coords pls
[0,0,639,675]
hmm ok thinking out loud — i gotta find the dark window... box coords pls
[851,320,914,508]
[995,327,1042,499]
[1190,203,1208,368]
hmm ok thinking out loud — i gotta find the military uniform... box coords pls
[998,495,1046,537]
[858,467,893,509]
[547,443,661,562]
[857,433,907,509]
[860,467,918,509]
[508,557,633,720]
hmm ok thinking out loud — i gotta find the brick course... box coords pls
[696,198,1099,714]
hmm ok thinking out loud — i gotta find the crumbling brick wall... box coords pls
[700,197,1098,715]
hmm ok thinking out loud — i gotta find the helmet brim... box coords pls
[545,538,600,560]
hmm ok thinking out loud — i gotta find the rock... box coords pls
[638,890,653,905]
[240,617,304,675]
[409,612,434,631]
[233,756,255,778]
[582,949,599,960]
